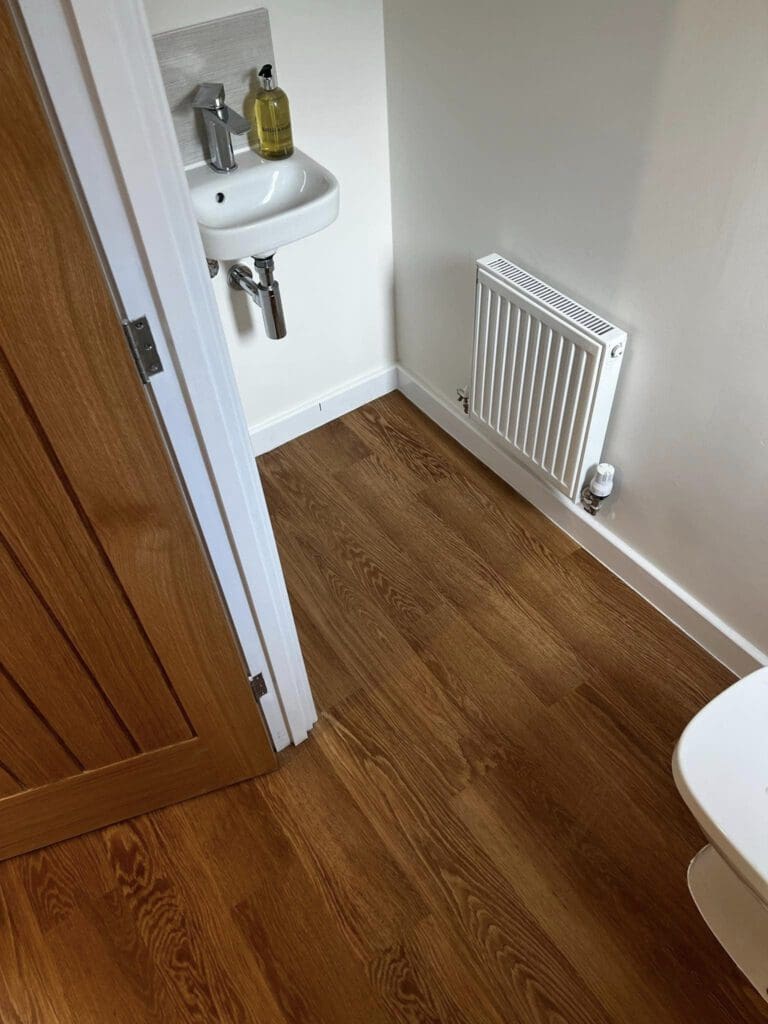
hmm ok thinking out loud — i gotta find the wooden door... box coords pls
[0,5,276,860]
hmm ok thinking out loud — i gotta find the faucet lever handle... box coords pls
[192,82,250,135]
[219,107,251,135]
[192,82,226,110]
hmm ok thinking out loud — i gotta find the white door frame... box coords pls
[15,0,317,749]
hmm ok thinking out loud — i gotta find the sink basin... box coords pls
[186,147,339,261]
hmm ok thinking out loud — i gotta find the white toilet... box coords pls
[673,665,768,1001]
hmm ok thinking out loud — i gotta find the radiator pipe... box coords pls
[228,256,287,339]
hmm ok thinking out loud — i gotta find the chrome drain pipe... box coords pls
[228,255,286,339]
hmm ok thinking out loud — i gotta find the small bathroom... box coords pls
[1,0,767,1021]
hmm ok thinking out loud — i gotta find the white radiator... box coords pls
[470,254,627,502]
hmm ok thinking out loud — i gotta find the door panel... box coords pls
[0,766,19,798]
[0,538,139,768]
[0,663,81,786]
[0,358,194,751]
[0,3,276,860]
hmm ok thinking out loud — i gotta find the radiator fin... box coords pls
[470,255,627,501]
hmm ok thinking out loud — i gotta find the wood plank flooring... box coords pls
[1,391,765,1022]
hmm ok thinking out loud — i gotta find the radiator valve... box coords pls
[582,463,615,515]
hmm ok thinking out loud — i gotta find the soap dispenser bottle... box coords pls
[251,63,294,159]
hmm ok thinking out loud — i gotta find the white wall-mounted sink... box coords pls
[186,148,339,261]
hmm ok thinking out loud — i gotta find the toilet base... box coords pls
[688,844,768,1003]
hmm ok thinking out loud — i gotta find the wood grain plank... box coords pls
[232,885,391,1022]
[285,540,496,795]
[17,841,113,937]
[261,394,762,1023]
[3,838,145,1022]
[425,468,734,724]
[260,738,427,948]
[24,895,167,1023]
[0,739,223,861]
[260,742,511,1024]
[260,439,440,637]
[285,416,372,476]
[457,712,758,1022]
[455,777,691,1024]
[334,450,593,705]
[0,764,21,798]
[102,818,252,1022]
[344,392,570,561]
[0,862,74,1024]
[561,548,734,732]
[134,805,291,1024]
[389,914,511,1024]
[164,782,393,1023]
[0,360,191,752]
[268,522,426,698]
[0,394,763,1022]
[274,524,518,797]
[10,811,287,1024]
[0,538,137,767]
[0,664,80,786]
[317,694,616,1024]
[345,395,463,486]
[386,391,580,559]
[288,596,363,709]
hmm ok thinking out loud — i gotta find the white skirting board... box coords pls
[250,366,398,456]
[396,366,767,679]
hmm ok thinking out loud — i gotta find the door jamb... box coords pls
[14,0,317,748]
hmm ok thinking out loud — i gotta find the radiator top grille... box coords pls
[485,256,614,337]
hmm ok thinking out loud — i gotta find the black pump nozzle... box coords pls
[258,63,276,90]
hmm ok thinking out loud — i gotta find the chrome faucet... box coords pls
[192,82,250,173]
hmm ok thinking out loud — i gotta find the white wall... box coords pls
[145,0,395,431]
[383,0,768,656]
